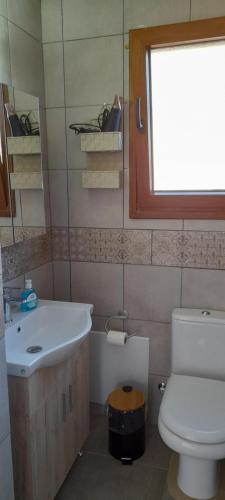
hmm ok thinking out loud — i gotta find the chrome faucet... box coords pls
[3,287,23,323]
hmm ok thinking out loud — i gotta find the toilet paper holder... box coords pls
[104,310,136,340]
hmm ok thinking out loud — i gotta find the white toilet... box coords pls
[158,308,225,499]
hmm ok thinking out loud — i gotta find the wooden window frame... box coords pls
[0,84,14,218]
[129,16,225,219]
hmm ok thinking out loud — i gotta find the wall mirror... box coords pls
[0,84,46,247]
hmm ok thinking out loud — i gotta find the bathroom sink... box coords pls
[5,300,93,377]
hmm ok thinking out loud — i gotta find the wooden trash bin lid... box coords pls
[107,386,145,412]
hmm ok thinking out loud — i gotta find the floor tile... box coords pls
[84,414,108,455]
[140,426,172,469]
[56,416,171,499]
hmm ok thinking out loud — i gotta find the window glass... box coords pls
[150,41,225,192]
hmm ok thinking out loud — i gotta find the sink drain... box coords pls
[26,346,43,354]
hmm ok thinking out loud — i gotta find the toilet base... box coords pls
[178,454,218,499]
[167,453,225,500]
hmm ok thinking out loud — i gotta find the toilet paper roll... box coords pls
[107,330,127,346]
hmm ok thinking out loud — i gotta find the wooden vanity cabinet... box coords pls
[8,337,90,500]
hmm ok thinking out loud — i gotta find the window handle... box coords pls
[69,384,73,413]
[135,97,144,130]
[62,392,67,422]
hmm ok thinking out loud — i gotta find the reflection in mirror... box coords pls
[0,85,46,247]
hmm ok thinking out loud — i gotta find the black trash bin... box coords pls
[107,385,145,464]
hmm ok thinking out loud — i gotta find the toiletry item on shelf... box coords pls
[69,123,101,134]
[5,103,25,136]
[19,113,40,136]
[102,95,121,132]
[20,279,38,312]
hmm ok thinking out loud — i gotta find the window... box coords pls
[129,17,225,219]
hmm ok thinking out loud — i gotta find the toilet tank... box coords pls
[172,308,225,380]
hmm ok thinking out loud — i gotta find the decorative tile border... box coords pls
[50,227,225,270]
[69,228,152,265]
[14,226,46,243]
[0,228,14,248]
[2,231,52,282]
[7,226,224,272]
[152,231,225,269]
[52,227,69,261]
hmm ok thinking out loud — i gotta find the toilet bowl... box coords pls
[158,375,225,499]
[158,309,225,500]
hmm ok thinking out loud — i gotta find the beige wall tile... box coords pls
[127,319,171,376]
[64,36,123,106]
[8,0,42,40]
[0,16,11,85]
[49,170,68,227]
[149,374,168,424]
[124,264,181,322]
[10,192,22,229]
[182,268,225,310]
[68,170,123,228]
[71,261,123,316]
[63,0,123,40]
[91,315,123,332]
[124,170,183,230]
[184,220,225,231]
[41,0,62,43]
[0,0,7,17]
[9,22,44,101]
[20,190,46,227]
[191,0,225,20]
[46,108,66,169]
[39,106,48,169]
[124,0,190,32]
[43,169,51,228]
[53,261,71,301]
[43,42,64,107]
[26,262,53,299]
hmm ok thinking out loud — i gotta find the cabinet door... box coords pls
[61,353,79,475]
[45,355,78,498]
[76,338,90,451]
[45,389,62,499]
[30,405,48,500]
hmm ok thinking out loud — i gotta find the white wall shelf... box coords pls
[7,136,41,155]
[80,132,122,152]
[82,171,121,189]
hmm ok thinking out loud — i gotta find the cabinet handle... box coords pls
[69,384,73,413]
[62,393,67,422]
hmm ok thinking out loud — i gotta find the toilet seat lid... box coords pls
[160,374,225,444]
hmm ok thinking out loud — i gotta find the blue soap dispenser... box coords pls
[20,279,38,312]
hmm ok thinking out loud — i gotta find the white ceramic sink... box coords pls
[5,300,93,377]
